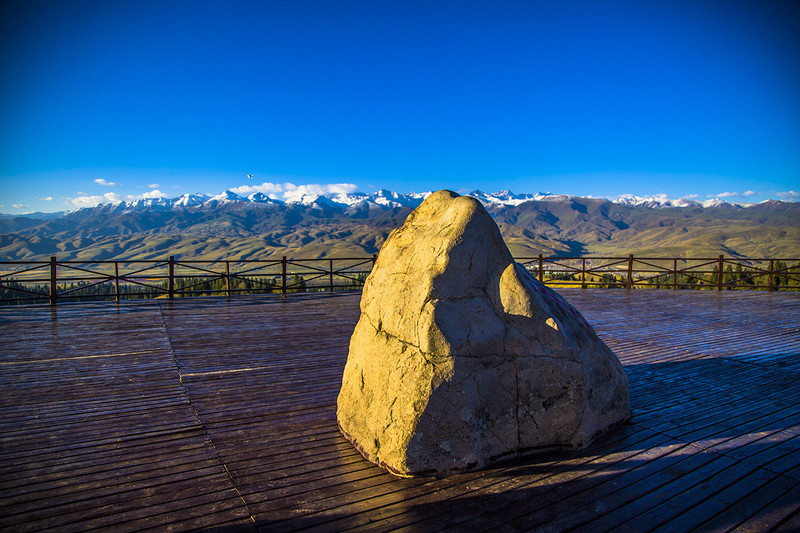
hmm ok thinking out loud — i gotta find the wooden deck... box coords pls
[1,289,799,532]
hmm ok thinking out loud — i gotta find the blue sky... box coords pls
[1,0,799,213]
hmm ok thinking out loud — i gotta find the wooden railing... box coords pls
[0,256,376,305]
[0,254,798,305]
[516,255,800,291]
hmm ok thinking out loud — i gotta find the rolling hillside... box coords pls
[0,191,798,261]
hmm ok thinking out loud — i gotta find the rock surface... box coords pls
[336,190,631,477]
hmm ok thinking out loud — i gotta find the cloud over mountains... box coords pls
[711,191,756,198]
[67,182,361,209]
[229,182,360,203]
[3,188,798,263]
[69,189,169,208]
[60,180,800,212]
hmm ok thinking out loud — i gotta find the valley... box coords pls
[1,190,798,262]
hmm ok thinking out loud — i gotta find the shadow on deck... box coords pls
[1,289,799,532]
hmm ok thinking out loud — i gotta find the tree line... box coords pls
[542,261,800,290]
[0,271,374,304]
[0,275,288,304]
[1,263,797,304]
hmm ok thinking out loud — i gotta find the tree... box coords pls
[288,275,306,293]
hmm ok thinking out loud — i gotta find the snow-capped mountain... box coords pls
[69,188,779,216]
[613,194,701,208]
[2,188,797,262]
[612,194,756,209]
[70,188,435,215]
[204,190,246,206]
[174,193,212,207]
[468,189,568,206]
[50,189,784,217]
[280,188,431,210]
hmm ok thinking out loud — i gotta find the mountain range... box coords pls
[1,189,798,261]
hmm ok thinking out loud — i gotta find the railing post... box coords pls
[23,254,796,302]
[281,256,287,295]
[768,259,775,292]
[673,258,678,290]
[49,256,57,305]
[538,254,544,283]
[626,254,634,290]
[114,261,120,302]
[168,256,175,299]
[225,261,231,297]
[581,257,586,289]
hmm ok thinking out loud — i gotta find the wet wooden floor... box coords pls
[1,289,799,532]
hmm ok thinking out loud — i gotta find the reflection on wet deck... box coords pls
[1,289,799,531]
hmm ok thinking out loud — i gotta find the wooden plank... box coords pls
[0,436,211,487]
[1,289,799,531]
[355,431,682,532]
[612,458,793,531]
[708,482,800,532]
[651,470,800,532]
[484,442,716,532]
[773,508,800,532]
[275,427,659,531]
[0,473,239,531]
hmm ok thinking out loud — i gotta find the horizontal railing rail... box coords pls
[515,255,800,291]
[1,254,798,305]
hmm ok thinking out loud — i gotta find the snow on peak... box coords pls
[613,194,701,208]
[247,192,281,204]
[126,197,171,209]
[285,193,349,212]
[614,194,754,209]
[62,187,778,216]
[701,198,737,208]
[286,193,321,206]
[207,190,245,203]
[174,193,211,207]
[468,190,562,207]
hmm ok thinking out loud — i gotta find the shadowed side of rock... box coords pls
[337,190,630,477]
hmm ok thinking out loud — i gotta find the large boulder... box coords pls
[336,190,630,477]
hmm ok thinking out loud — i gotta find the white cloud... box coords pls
[777,190,800,200]
[147,183,160,189]
[67,189,168,208]
[684,194,699,199]
[34,196,54,201]
[65,182,360,209]
[649,193,669,200]
[324,183,359,195]
[283,182,358,202]
[12,204,28,209]
[230,182,358,201]
[707,190,757,199]
[141,189,168,199]
[230,182,285,196]
[94,178,117,186]
[283,183,356,201]
[69,192,122,208]
[706,191,756,198]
